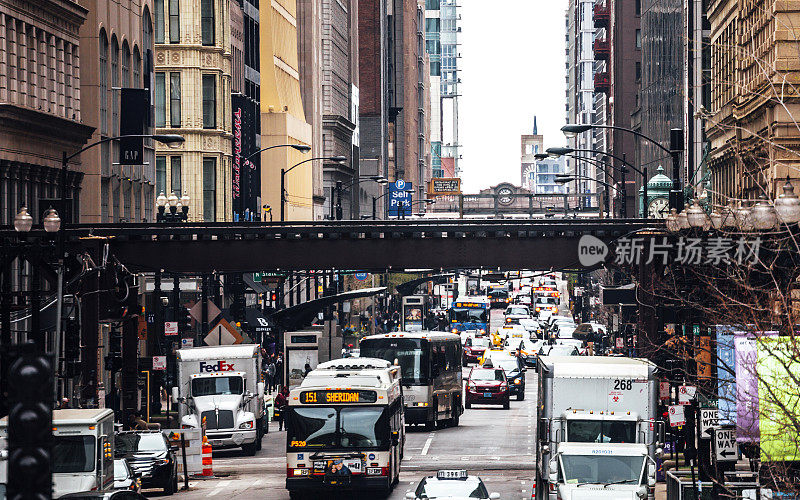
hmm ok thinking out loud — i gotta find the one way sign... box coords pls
[700,408,719,439]
[713,427,738,462]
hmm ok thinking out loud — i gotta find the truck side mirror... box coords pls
[171,387,180,404]
[548,470,558,483]
[257,382,265,396]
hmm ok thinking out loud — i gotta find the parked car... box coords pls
[465,366,510,409]
[114,431,178,495]
[113,459,141,493]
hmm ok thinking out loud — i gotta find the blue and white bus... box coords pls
[448,297,490,336]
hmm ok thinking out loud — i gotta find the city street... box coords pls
[162,310,538,500]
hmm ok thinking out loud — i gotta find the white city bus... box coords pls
[285,358,405,498]
[360,331,463,429]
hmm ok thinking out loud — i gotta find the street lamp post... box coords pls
[561,123,684,212]
[281,155,346,221]
[237,144,311,221]
[335,175,388,220]
[555,174,623,217]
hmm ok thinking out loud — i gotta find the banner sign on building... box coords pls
[388,180,413,217]
[429,177,461,196]
[119,88,148,165]
[232,94,260,221]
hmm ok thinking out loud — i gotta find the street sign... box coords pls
[253,271,287,281]
[659,381,670,401]
[181,338,194,349]
[668,404,686,427]
[678,384,697,405]
[152,356,167,371]
[164,321,179,336]
[354,272,369,281]
[204,318,243,346]
[713,428,738,462]
[429,177,461,196]
[615,337,624,349]
[388,180,413,217]
[189,300,221,324]
[700,407,720,438]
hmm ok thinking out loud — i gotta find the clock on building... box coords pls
[648,197,669,218]
[497,187,514,206]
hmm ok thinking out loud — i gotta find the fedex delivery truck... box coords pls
[0,408,115,498]
[172,344,265,455]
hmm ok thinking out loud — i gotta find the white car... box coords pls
[407,470,500,500]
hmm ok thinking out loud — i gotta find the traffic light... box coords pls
[105,327,122,372]
[180,306,192,334]
[270,291,277,307]
[64,319,81,378]
[7,343,53,499]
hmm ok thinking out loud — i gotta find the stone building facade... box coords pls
[0,0,93,224]
[153,0,234,221]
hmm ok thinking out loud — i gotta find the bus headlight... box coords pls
[413,402,429,407]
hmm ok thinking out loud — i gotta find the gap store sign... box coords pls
[388,180,412,217]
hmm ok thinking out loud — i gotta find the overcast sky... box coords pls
[458,0,567,192]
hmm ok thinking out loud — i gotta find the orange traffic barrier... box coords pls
[201,436,213,477]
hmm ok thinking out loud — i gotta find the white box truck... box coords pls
[0,408,116,498]
[172,344,265,455]
[534,357,661,499]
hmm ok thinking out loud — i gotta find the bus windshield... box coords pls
[360,338,429,384]
[450,307,488,323]
[192,376,244,396]
[288,406,390,450]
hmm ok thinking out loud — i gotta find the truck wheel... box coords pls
[163,474,175,495]
[242,441,257,456]
[503,399,510,410]
[451,402,460,427]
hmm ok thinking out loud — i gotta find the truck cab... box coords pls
[545,442,656,500]
[1,408,116,498]
[173,345,265,455]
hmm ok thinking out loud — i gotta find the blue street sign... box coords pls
[354,272,369,281]
[388,180,413,217]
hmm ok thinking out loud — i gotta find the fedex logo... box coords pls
[199,361,235,372]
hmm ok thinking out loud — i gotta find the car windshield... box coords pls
[287,406,389,450]
[561,454,644,484]
[507,307,529,315]
[558,327,576,338]
[115,433,167,453]
[496,359,521,373]
[567,420,637,443]
[451,307,488,323]
[114,459,130,480]
[416,477,489,498]
[536,298,557,305]
[360,338,428,384]
[53,435,95,473]
[191,376,244,396]
[540,346,576,356]
[465,337,489,348]
[470,369,504,381]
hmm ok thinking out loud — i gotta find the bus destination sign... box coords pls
[300,390,378,404]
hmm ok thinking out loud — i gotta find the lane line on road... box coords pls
[421,433,435,455]
[207,480,230,496]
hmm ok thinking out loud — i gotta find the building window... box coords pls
[169,0,180,43]
[133,47,141,87]
[635,0,641,15]
[425,0,439,9]
[170,156,181,195]
[111,36,119,135]
[203,157,216,221]
[155,72,166,126]
[201,0,215,46]
[635,61,641,81]
[154,0,165,43]
[202,74,216,128]
[121,42,130,87]
[99,30,108,135]
[170,72,181,126]
[635,29,641,49]
[156,156,167,195]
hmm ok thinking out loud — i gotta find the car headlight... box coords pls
[514,379,521,385]
[154,458,170,466]
[239,421,254,429]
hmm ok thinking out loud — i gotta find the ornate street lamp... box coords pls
[735,202,754,232]
[774,177,800,224]
[686,199,709,230]
[13,207,33,233]
[666,208,679,233]
[752,195,778,231]
[42,209,62,233]
[676,209,690,231]
[709,209,723,230]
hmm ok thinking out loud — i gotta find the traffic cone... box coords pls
[201,436,213,477]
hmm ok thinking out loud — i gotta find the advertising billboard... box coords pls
[232,94,260,221]
[429,178,461,196]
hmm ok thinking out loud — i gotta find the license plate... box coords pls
[367,467,382,475]
[484,393,492,398]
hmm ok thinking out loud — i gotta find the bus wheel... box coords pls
[450,402,460,427]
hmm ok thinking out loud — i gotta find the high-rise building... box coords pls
[0,0,93,225]
[520,120,544,185]
[357,0,389,218]
[424,0,460,179]
[258,0,313,221]
[706,0,798,200]
[153,0,234,221]
[520,119,566,194]
[79,0,157,223]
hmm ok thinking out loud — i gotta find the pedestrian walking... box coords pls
[275,353,284,387]
[266,359,277,393]
[274,386,289,431]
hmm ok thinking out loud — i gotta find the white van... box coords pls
[0,408,116,498]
